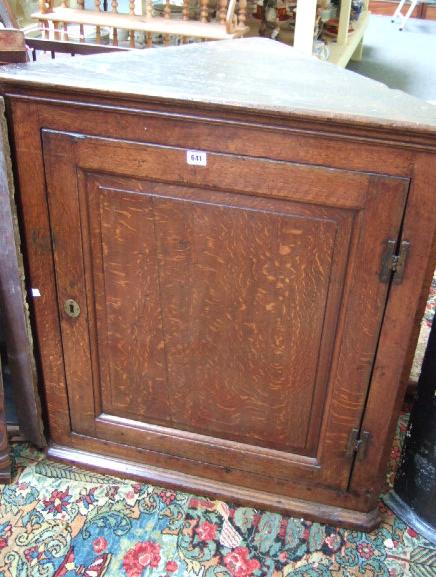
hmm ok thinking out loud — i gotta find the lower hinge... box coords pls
[346,428,371,461]
[380,240,410,285]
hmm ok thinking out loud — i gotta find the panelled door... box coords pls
[42,129,408,492]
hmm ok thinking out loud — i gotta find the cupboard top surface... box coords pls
[1,38,436,134]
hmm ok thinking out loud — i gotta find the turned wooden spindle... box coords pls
[112,0,118,46]
[163,0,171,45]
[144,0,153,47]
[145,0,152,43]
[200,0,208,22]
[77,0,85,42]
[238,0,246,28]
[39,0,48,39]
[95,0,101,44]
[182,0,189,20]
[181,0,189,41]
[145,0,152,19]
[52,21,59,40]
[218,0,226,24]
[60,0,69,40]
[129,0,135,47]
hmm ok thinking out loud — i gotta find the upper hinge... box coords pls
[379,240,410,285]
[346,428,371,461]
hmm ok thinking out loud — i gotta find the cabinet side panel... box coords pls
[351,153,436,501]
[6,102,72,444]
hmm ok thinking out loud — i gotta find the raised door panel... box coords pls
[41,130,408,492]
[85,175,346,455]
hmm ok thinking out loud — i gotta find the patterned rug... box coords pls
[1,416,435,577]
[1,274,435,577]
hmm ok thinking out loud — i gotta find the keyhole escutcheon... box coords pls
[64,298,80,318]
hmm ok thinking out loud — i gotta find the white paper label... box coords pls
[187,150,207,166]
[31,288,41,297]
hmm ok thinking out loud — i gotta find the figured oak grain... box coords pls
[39,130,408,495]
[90,182,339,452]
[5,53,435,526]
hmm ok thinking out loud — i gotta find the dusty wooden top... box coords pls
[0,38,435,133]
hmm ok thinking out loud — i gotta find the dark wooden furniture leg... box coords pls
[0,356,11,483]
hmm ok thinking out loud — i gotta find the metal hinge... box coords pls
[379,240,410,285]
[346,428,371,461]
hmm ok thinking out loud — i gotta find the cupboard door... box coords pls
[42,130,408,491]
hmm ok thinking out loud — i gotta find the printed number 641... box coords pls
[187,150,207,166]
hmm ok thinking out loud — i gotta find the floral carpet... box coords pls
[1,274,435,577]
[0,416,435,577]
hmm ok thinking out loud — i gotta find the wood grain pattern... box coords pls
[30,101,416,176]
[319,175,408,488]
[4,101,71,446]
[350,154,436,501]
[42,135,97,436]
[3,47,435,527]
[48,443,381,530]
[72,136,370,209]
[90,180,339,452]
[0,30,28,64]
[39,130,407,498]
[91,186,170,422]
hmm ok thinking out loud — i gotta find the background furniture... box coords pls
[385,315,436,544]
[32,0,249,48]
[392,0,420,28]
[0,1,28,64]
[0,96,46,449]
[0,28,28,64]
[0,0,132,59]
[1,38,435,530]
[369,0,436,19]
[0,357,10,483]
[294,0,370,66]
[0,359,11,483]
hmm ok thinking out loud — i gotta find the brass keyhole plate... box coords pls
[64,298,80,318]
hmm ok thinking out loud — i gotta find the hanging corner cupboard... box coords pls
[1,38,435,530]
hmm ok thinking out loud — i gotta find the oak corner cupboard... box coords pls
[1,38,435,531]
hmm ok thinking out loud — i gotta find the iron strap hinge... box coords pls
[380,240,410,285]
[346,428,371,461]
